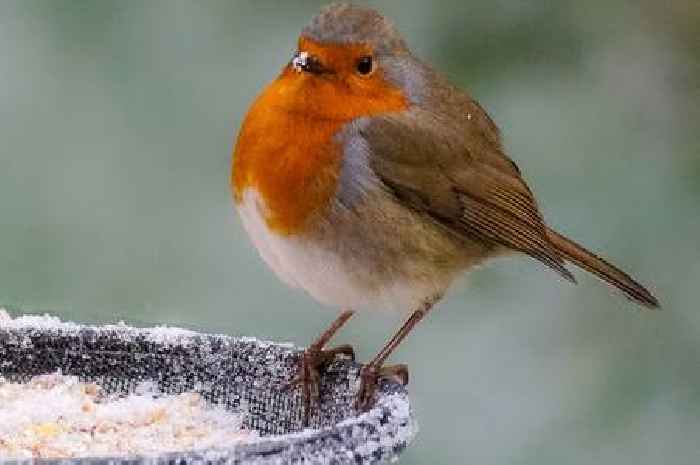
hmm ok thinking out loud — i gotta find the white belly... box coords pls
[235,189,443,312]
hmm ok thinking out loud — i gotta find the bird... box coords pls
[231,3,659,419]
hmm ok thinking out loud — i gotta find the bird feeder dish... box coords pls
[0,316,416,465]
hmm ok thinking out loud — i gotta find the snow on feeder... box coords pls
[0,311,416,464]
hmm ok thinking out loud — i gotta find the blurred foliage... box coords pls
[0,1,698,464]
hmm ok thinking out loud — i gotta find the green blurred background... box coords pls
[1,1,698,463]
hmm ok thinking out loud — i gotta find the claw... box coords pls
[355,363,409,412]
[325,343,355,362]
[287,344,356,425]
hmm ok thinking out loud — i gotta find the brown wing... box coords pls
[358,107,576,282]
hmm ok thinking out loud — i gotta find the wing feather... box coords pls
[356,108,575,281]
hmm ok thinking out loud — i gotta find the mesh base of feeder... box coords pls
[0,316,416,465]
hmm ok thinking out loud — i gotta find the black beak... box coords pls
[292,52,331,75]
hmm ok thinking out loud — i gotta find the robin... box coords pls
[231,3,659,419]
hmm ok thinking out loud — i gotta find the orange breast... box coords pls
[232,40,408,236]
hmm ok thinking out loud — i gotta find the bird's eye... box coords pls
[356,56,374,75]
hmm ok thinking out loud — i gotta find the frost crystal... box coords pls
[292,51,309,73]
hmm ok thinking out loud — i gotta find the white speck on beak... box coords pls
[292,51,309,73]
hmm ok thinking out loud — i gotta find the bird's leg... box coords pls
[355,296,440,411]
[289,309,355,425]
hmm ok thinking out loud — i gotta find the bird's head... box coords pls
[271,4,425,120]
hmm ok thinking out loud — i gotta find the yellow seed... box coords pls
[32,422,61,438]
[81,401,95,413]
[147,407,167,424]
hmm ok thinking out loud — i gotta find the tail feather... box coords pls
[546,228,660,309]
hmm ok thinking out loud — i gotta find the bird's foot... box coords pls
[355,363,409,412]
[287,344,355,426]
